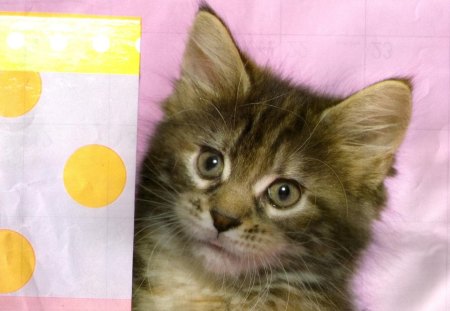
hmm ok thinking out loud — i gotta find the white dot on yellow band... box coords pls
[135,38,140,53]
[50,34,68,51]
[92,34,110,53]
[7,32,25,49]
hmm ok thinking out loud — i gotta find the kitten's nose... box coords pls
[210,208,242,233]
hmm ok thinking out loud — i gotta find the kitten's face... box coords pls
[138,8,411,279]
[167,97,326,276]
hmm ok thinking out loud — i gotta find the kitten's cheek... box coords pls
[175,198,218,240]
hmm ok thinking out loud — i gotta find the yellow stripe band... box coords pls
[0,13,141,75]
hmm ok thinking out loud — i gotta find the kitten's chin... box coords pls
[193,240,249,277]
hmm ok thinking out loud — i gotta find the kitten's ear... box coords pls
[321,80,412,186]
[180,8,250,96]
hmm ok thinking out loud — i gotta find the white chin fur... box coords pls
[194,242,250,276]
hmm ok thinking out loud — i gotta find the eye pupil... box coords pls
[205,156,219,171]
[278,185,290,201]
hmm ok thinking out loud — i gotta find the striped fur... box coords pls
[133,4,411,311]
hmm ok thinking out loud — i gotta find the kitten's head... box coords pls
[138,6,411,279]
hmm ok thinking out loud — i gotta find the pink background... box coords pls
[1,1,449,310]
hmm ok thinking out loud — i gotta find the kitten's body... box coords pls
[133,5,411,311]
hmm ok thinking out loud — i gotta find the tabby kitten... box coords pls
[133,5,411,311]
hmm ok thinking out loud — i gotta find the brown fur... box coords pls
[133,4,411,311]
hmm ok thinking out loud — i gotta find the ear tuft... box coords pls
[198,1,217,15]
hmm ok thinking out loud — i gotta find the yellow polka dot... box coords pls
[0,229,36,293]
[63,144,127,208]
[0,71,42,118]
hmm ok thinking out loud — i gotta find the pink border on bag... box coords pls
[0,296,131,311]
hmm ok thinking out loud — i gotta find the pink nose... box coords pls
[210,209,242,233]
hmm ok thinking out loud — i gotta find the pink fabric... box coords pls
[1,1,448,310]
[0,296,130,311]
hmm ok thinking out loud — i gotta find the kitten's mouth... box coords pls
[200,240,239,260]
[195,240,242,274]
[205,240,224,251]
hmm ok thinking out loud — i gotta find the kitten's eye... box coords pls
[267,180,301,209]
[196,149,224,179]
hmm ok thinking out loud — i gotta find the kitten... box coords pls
[133,4,411,311]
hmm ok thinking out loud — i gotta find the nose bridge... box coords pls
[213,182,252,218]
